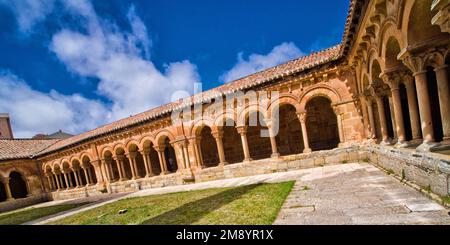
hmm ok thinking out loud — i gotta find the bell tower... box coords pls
[0,113,14,139]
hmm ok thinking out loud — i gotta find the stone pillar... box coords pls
[333,106,345,145]
[67,172,74,188]
[404,77,422,141]
[367,99,377,139]
[127,152,139,180]
[76,171,83,186]
[212,129,228,166]
[140,149,154,178]
[73,170,80,187]
[375,96,390,143]
[236,126,252,162]
[189,138,202,169]
[100,160,110,182]
[360,96,372,139]
[63,172,70,189]
[181,141,191,170]
[297,112,312,153]
[435,65,450,141]
[83,168,90,186]
[388,96,398,141]
[51,175,57,190]
[106,160,115,181]
[172,143,185,171]
[385,77,407,146]
[2,178,13,201]
[264,119,280,158]
[46,176,53,191]
[155,147,169,175]
[414,71,435,144]
[114,156,127,181]
[54,173,61,190]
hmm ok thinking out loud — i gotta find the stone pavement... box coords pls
[274,163,450,225]
[24,162,450,225]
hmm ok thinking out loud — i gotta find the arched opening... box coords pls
[382,96,395,139]
[162,137,178,173]
[0,182,7,202]
[142,141,162,175]
[246,111,272,160]
[407,0,448,47]
[104,151,119,181]
[62,162,73,189]
[222,119,244,164]
[372,60,395,140]
[275,104,304,156]
[197,126,220,168]
[305,97,339,151]
[9,172,28,199]
[82,156,97,184]
[372,100,382,140]
[399,83,413,141]
[426,66,444,142]
[129,144,146,178]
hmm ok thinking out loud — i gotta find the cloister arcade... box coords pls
[0,171,29,202]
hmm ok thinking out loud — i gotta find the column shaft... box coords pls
[435,65,450,141]
[391,87,406,143]
[414,72,435,143]
[405,79,422,140]
[375,96,389,142]
[298,113,312,153]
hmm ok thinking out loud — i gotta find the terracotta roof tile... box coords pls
[0,139,60,161]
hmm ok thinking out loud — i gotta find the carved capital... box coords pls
[236,126,248,135]
[296,112,307,123]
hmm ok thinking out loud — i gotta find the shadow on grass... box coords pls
[140,184,259,225]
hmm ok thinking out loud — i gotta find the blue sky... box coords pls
[0,0,349,137]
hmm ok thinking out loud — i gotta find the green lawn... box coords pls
[51,181,295,225]
[0,203,88,225]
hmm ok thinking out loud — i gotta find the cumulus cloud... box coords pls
[1,0,201,137]
[0,71,109,138]
[220,42,304,83]
[0,0,56,33]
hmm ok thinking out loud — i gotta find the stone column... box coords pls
[367,99,377,139]
[265,119,280,158]
[83,168,90,186]
[189,138,202,169]
[114,156,127,181]
[404,77,422,141]
[388,96,398,140]
[212,128,228,166]
[46,175,53,191]
[333,106,345,145]
[172,143,185,171]
[140,149,154,178]
[51,175,57,190]
[181,141,191,170]
[99,160,110,182]
[63,172,70,189]
[375,96,390,144]
[2,178,13,201]
[73,170,80,187]
[106,160,115,181]
[435,65,450,141]
[236,126,252,162]
[76,171,83,186]
[127,152,139,180]
[384,76,407,146]
[360,96,372,139]
[155,146,169,175]
[67,172,74,188]
[414,71,435,143]
[195,138,204,168]
[297,112,312,153]
[54,173,61,190]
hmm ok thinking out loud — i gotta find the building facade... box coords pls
[1,0,449,210]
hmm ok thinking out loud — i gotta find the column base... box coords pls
[243,158,253,163]
[380,138,393,146]
[416,141,439,152]
[394,140,409,148]
[219,162,229,167]
[303,148,312,154]
[145,174,155,179]
[271,153,280,158]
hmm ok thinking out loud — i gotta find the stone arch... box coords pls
[114,145,131,180]
[213,110,236,128]
[274,103,304,156]
[139,135,157,151]
[236,104,269,128]
[196,125,220,168]
[190,117,215,137]
[140,137,161,175]
[305,96,340,151]
[378,20,404,58]
[382,36,403,69]
[299,86,341,112]
[267,93,301,119]
[100,146,114,159]
[154,130,176,146]
[81,155,97,184]
[405,0,447,47]
[221,118,244,164]
[246,110,272,160]
[9,171,28,199]
[160,136,178,173]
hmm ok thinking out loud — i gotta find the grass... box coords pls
[441,196,450,205]
[50,181,295,225]
[0,203,88,225]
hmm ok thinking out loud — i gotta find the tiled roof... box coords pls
[0,139,60,161]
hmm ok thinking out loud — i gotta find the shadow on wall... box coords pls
[140,184,259,225]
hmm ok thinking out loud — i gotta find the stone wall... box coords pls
[0,194,47,212]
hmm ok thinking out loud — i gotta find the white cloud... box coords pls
[1,0,201,137]
[0,71,109,138]
[220,42,304,83]
[0,0,56,33]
